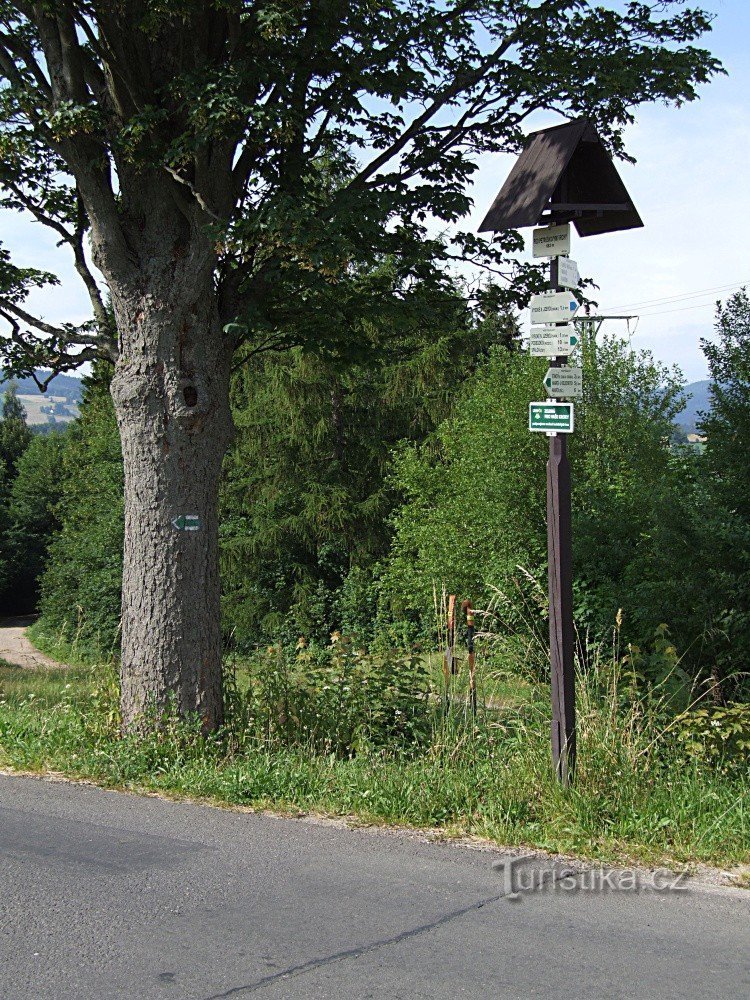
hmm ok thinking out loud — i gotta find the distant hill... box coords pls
[1,369,83,402]
[675,380,712,435]
[1,369,83,427]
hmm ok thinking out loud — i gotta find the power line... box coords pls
[610,280,745,310]
[637,299,728,318]
[606,279,747,312]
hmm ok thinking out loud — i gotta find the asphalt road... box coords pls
[0,775,747,999]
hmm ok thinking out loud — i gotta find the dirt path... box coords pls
[0,616,68,670]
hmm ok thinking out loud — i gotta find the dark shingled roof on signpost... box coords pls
[478,118,643,236]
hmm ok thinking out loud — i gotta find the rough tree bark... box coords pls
[108,240,233,731]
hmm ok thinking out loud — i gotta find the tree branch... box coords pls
[1,176,112,346]
[163,164,223,223]
[28,7,137,286]
[0,297,115,358]
[0,298,72,338]
[343,29,522,194]
[0,307,105,380]
[0,30,52,96]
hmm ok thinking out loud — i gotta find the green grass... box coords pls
[422,650,536,709]
[0,648,748,872]
[0,661,92,708]
[27,620,117,670]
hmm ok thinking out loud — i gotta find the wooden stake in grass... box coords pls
[443,594,456,713]
[462,600,477,716]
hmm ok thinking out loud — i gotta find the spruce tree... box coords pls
[0,382,32,477]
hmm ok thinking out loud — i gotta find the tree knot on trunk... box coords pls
[169,375,213,427]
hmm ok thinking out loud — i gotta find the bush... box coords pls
[676,703,750,773]
[377,339,709,668]
[225,634,432,755]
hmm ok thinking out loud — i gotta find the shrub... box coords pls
[225,634,432,755]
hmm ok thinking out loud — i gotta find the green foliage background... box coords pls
[37,371,124,652]
[221,297,516,650]
[379,338,688,643]
[3,291,749,703]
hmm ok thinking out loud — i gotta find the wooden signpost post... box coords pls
[478,117,644,784]
[534,238,578,784]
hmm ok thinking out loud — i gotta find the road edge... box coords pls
[1,765,748,899]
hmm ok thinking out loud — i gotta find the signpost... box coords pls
[478,117,644,786]
[532,223,570,258]
[172,514,201,531]
[547,421,575,787]
[530,291,580,325]
[543,366,583,399]
[528,255,580,787]
[529,325,579,357]
[529,402,575,433]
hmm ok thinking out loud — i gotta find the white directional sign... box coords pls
[529,325,580,357]
[556,257,580,290]
[533,224,571,258]
[530,291,580,325]
[544,366,583,399]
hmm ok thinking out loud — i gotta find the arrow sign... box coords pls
[529,402,574,433]
[556,257,580,290]
[530,291,580,325]
[529,325,579,357]
[533,224,570,258]
[172,514,201,531]
[544,366,583,399]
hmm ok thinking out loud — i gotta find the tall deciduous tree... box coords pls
[0,2,719,730]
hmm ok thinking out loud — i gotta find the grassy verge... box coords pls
[27,620,117,670]
[0,647,747,871]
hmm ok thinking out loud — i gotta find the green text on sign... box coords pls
[529,402,574,433]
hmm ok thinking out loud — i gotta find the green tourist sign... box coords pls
[172,514,201,531]
[528,402,574,434]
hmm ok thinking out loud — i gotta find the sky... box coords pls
[467,0,750,383]
[1,0,748,386]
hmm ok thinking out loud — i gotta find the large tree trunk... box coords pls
[110,268,233,732]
